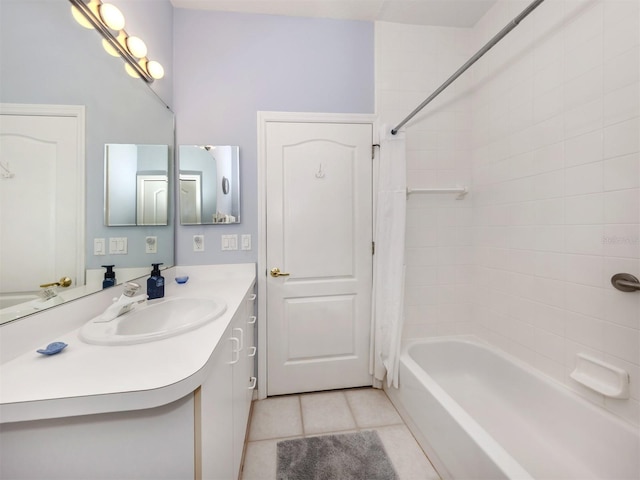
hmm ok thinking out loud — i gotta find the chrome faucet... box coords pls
[95,282,147,323]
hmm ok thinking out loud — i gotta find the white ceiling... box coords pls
[169,0,498,28]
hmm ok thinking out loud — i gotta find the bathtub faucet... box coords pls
[95,282,147,322]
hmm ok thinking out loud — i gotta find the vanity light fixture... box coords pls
[126,36,147,59]
[71,3,94,29]
[98,2,125,30]
[124,63,141,79]
[101,38,120,57]
[68,0,164,83]
[145,60,165,80]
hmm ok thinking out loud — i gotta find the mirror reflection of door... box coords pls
[136,174,168,225]
[104,144,169,226]
[0,105,84,299]
[179,173,202,224]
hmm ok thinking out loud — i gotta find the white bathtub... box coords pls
[385,337,640,480]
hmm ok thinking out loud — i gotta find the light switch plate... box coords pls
[241,234,251,250]
[221,234,238,251]
[93,238,106,256]
[108,237,128,254]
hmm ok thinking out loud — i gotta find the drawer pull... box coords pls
[233,327,244,350]
[228,337,240,365]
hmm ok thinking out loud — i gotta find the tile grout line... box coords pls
[242,389,440,480]
[383,388,411,427]
[297,394,307,437]
[343,390,363,432]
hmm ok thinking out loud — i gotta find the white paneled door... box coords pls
[265,120,373,396]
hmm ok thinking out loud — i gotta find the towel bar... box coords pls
[406,187,469,200]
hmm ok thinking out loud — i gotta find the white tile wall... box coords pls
[376,22,476,339]
[376,0,640,426]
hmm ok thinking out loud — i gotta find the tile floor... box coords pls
[240,388,441,480]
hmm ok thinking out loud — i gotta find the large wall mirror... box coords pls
[105,144,169,226]
[179,145,240,225]
[0,1,174,324]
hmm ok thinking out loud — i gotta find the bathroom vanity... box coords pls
[0,264,256,480]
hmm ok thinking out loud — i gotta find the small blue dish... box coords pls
[37,342,68,356]
[175,276,189,284]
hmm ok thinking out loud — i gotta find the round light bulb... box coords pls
[99,3,125,30]
[124,63,140,79]
[86,0,101,16]
[126,36,147,58]
[70,6,94,29]
[146,60,164,80]
[101,39,120,57]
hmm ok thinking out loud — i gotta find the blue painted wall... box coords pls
[173,9,375,265]
[0,0,175,272]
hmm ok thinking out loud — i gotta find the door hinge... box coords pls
[372,241,375,255]
[372,144,380,160]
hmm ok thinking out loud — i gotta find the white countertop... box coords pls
[0,264,256,424]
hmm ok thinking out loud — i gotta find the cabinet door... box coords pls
[200,288,256,480]
[231,288,258,479]
[199,327,234,480]
[231,302,248,479]
[0,396,195,479]
[246,289,257,404]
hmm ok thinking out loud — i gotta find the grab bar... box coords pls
[611,273,640,292]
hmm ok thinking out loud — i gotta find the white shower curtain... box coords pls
[370,125,406,388]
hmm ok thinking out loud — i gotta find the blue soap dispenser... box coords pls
[102,265,116,289]
[147,263,165,299]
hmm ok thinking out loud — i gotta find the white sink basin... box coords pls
[79,297,226,345]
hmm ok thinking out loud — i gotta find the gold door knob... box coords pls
[40,276,72,288]
[270,268,290,278]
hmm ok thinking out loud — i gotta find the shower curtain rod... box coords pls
[391,0,546,135]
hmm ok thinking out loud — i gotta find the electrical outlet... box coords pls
[193,235,205,252]
[145,236,157,254]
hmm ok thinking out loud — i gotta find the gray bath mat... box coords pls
[277,430,398,480]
